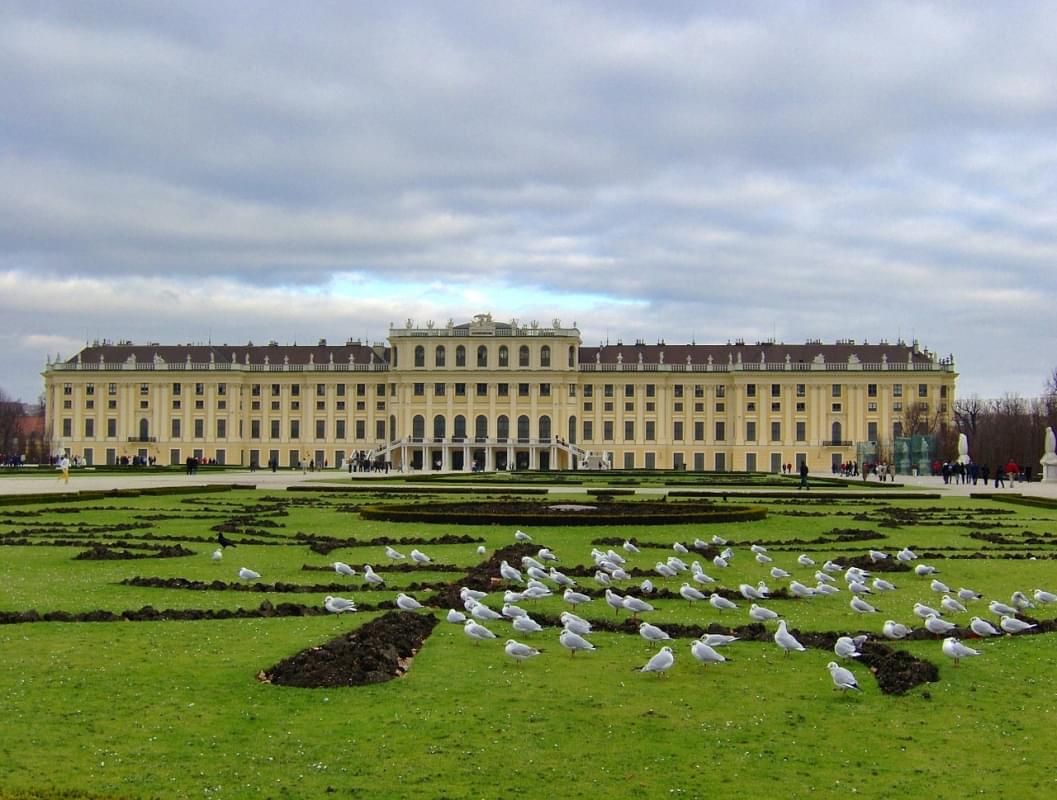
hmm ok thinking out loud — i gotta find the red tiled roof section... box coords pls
[577,342,938,365]
[67,344,386,366]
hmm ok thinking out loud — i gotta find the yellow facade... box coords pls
[43,314,956,472]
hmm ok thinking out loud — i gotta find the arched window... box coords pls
[414,345,425,368]
[475,415,488,440]
[517,415,530,442]
[435,345,446,367]
[519,345,530,367]
[412,415,425,439]
[568,345,576,367]
[433,415,446,439]
[498,345,509,367]
[476,345,488,367]
[139,418,149,440]
[831,421,842,444]
[454,415,466,439]
[455,345,466,367]
[568,415,576,444]
[540,345,551,367]
[497,415,509,440]
[539,415,551,440]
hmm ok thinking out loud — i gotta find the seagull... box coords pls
[770,566,791,580]
[872,578,897,593]
[470,602,503,621]
[680,584,707,605]
[848,581,872,595]
[957,587,984,602]
[476,545,487,556]
[882,620,912,639]
[460,586,487,602]
[755,552,773,565]
[217,532,237,549]
[896,547,917,562]
[709,594,738,612]
[750,544,768,555]
[623,596,655,617]
[560,611,592,636]
[914,564,939,576]
[999,616,1036,634]
[701,633,739,647]
[868,550,888,563]
[721,547,734,561]
[750,603,779,623]
[988,600,1017,617]
[523,556,547,572]
[822,560,844,573]
[739,583,766,601]
[237,567,260,581]
[941,595,967,615]
[501,604,527,619]
[605,550,627,565]
[549,567,575,588]
[333,561,356,578]
[527,566,550,582]
[834,636,861,660]
[594,570,612,587]
[363,565,384,586]
[970,616,1000,637]
[324,595,356,614]
[930,579,952,594]
[673,542,689,554]
[513,614,543,634]
[815,583,841,595]
[640,579,654,594]
[942,636,981,665]
[637,646,675,676]
[395,593,423,611]
[693,538,708,550]
[1034,588,1057,604]
[537,548,558,563]
[1011,591,1035,610]
[712,556,729,569]
[605,588,625,614]
[827,661,862,692]
[409,549,431,565]
[815,571,837,585]
[211,548,223,562]
[559,628,596,656]
[446,608,467,624]
[514,530,532,542]
[667,556,689,573]
[774,620,806,656]
[623,540,640,554]
[789,581,816,598]
[464,619,496,644]
[504,639,541,664]
[711,535,727,545]
[924,615,957,634]
[639,622,671,643]
[850,596,878,614]
[798,554,816,567]
[503,590,524,605]
[563,588,592,606]
[913,602,942,620]
[655,562,678,578]
[384,546,406,561]
[690,640,728,666]
[500,561,524,583]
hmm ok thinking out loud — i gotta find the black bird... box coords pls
[217,532,237,549]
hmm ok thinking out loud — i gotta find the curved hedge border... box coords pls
[359,500,767,526]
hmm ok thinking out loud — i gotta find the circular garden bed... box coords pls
[359,499,766,526]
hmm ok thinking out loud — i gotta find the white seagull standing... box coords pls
[560,611,592,636]
[1034,588,1057,604]
[941,595,967,614]
[514,530,532,542]
[969,616,1000,637]
[639,622,671,643]
[500,560,524,583]
[942,636,980,665]
[882,620,912,640]
[513,615,543,635]
[324,595,356,614]
[333,561,356,578]
[924,615,957,634]
[238,567,260,581]
[211,548,223,562]
[750,603,780,623]
[850,596,878,614]
[680,583,707,605]
[623,595,655,617]
[637,646,675,677]
[463,619,496,644]
[774,620,806,656]
[690,640,728,666]
[623,539,640,554]
[504,639,541,665]
[395,593,423,611]
[409,548,431,565]
[446,609,467,624]
[834,636,861,660]
[827,661,862,693]
[999,616,1036,634]
[363,565,384,586]
[563,588,592,606]
[384,546,406,562]
[559,628,596,657]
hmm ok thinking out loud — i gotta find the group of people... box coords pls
[934,459,1033,487]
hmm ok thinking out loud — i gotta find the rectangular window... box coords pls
[694,421,705,441]
[919,384,928,398]
[477,383,488,397]
[868,421,878,441]
[893,421,903,439]
[434,382,445,397]
[715,402,725,413]
[107,418,117,437]
[771,421,781,442]
[251,384,261,397]
[217,419,226,439]
[624,420,635,441]
[315,420,325,439]
[583,384,593,398]
[172,418,182,438]
[455,383,466,396]
[356,420,365,439]
[646,384,655,398]
[291,385,300,397]
[356,383,366,396]
[832,384,842,397]
[625,402,634,412]
[746,402,756,412]
[108,383,117,396]
[518,383,529,397]
[624,452,635,469]
[140,383,149,396]
[940,386,948,398]
[217,383,226,396]
[376,419,386,439]
[715,421,726,441]
[625,385,634,398]
[195,383,204,396]
[893,384,903,397]
[645,421,655,441]
[604,402,614,412]
[497,383,509,397]
[413,383,425,396]
[583,420,593,440]
[673,385,684,398]
[316,383,326,397]
[172,383,182,396]
[62,418,72,437]
[584,402,593,411]
[172,399,181,410]
[270,420,280,439]
[603,421,614,441]
[84,418,94,437]
[251,420,261,439]
[746,421,756,442]
[715,385,725,398]
[271,383,281,397]
[673,421,684,441]
[771,383,781,397]
[694,402,704,412]
[336,420,346,439]
[604,384,614,398]
[746,384,756,397]
[290,420,300,439]
[645,452,656,469]
[377,383,386,395]
[796,402,806,412]
[63,383,72,396]
[568,384,576,397]
[745,453,757,472]
[832,403,842,412]
[796,421,806,442]
[771,402,781,412]
[336,384,346,397]
[694,385,704,398]
[195,400,205,410]
[796,383,806,397]
[894,401,903,412]
[193,419,204,438]
[316,401,325,411]
[714,452,726,471]
[868,383,877,397]
[539,383,551,397]
[867,401,877,412]
[673,402,683,412]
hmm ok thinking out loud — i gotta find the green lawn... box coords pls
[1,488,1056,799]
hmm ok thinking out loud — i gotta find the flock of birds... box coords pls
[213,526,1056,692]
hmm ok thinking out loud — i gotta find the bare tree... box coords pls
[0,388,24,457]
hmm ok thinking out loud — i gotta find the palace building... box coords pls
[42,313,957,473]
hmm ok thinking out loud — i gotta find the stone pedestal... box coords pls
[1042,457,1057,484]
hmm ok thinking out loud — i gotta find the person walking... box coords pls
[59,454,70,484]
[799,461,809,491]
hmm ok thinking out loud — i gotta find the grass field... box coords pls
[1,484,1056,799]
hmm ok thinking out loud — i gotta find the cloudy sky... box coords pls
[2,1,1055,403]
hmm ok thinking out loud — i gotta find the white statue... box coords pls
[957,433,969,465]
[1042,427,1057,484]
[1046,427,1056,457]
